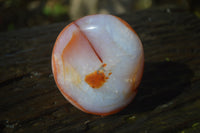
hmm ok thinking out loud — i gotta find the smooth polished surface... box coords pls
[52,14,144,115]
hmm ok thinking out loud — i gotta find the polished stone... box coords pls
[52,14,144,115]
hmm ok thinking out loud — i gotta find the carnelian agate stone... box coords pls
[52,14,144,116]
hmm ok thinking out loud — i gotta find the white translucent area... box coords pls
[53,14,144,114]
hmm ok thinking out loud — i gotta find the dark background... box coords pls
[0,0,200,32]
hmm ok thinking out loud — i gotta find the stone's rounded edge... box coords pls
[51,22,89,114]
[118,15,144,90]
[115,14,144,93]
[51,14,144,116]
[59,83,137,116]
[51,22,73,91]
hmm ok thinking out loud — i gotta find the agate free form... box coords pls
[52,14,144,116]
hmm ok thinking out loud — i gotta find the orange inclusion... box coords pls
[85,64,112,89]
[85,70,108,89]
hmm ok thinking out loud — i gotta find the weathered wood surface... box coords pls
[0,8,200,133]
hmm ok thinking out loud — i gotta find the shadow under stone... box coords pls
[120,61,194,115]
